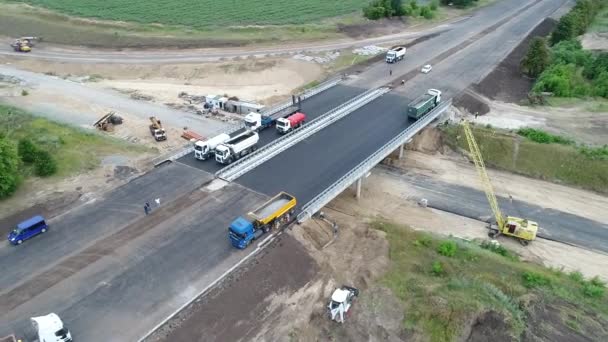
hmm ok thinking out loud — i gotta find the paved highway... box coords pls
[237,0,568,207]
[378,166,608,253]
[0,0,577,341]
[177,84,366,174]
[0,164,268,341]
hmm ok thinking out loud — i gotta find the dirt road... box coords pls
[0,65,229,138]
[0,22,460,64]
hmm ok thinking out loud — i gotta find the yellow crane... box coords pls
[461,121,538,245]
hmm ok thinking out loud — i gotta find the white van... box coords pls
[31,313,72,342]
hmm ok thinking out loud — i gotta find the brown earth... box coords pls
[147,234,318,342]
[474,18,557,103]
[454,91,491,116]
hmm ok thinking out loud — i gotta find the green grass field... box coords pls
[441,125,608,194]
[375,221,608,341]
[14,0,368,27]
[0,105,149,178]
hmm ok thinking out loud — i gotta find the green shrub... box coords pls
[569,271,585,283]
[522,271,551,288]
[21,89,29,96]
[431,261,444,276]
[583,283,605,298]
[430,0,439,10]
[578,145,608,160]
[419,5,433,19]
[34,150,58,177]
[0,136,21,198]
[437,240,458,257]
[533,64,592,97]
[551,40,593,67]
[18,138,38,163]
[517,128,574,145]
[479,240,518,260]
[414,234,433,247]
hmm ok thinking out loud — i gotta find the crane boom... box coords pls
[461,121,505,228]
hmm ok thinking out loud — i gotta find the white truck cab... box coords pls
[31,313,72,342]
[194,133,230,160]
[244,112,262,131]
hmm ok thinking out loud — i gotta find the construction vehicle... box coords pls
[228,192,296,249]
[244,96,302,132]
[462,120,538,245]
[31,313,72,342]
[407,89,442,120]
[276,112,306,134]
[93,111,123,132]
[10,37,39,52]
[386,46,406,63]
[215,130,259,164]
[149,116,167,141]
[327,285,359,323]
[194,127,247,160]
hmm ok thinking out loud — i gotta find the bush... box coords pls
[517,128,574,145]
[21,89,29,96]
[533,64,591,97]
[437,240,458,257]
[34,150,58,177]
[551,40,592,67]
[431,261,444,276]
[419,5,434,19]
[0,136,21,198]
[569,271,585,283]
[18,138,38,163]
[593,71,608,98]
[578,145,608,160]
[430,0,439,10]
[414,234,433,247]
[522,271,551,288]
[480,240,518,260]
[583,282,605,298]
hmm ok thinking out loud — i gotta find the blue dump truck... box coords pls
[407,89,442,120]
[229,192,297,249]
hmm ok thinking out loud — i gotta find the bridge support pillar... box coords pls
[398,144,405,159]
[355,178,362,200]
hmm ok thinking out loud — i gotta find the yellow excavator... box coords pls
[461,120,538,245]
[10,37,40,52]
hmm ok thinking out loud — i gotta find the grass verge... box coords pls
[373,220,608,342]
[0,104,150,178]
[441,124,608,194]
[545,96,608,112]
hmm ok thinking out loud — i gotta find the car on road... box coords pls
[421,64,433,74]
[7,215,48,245]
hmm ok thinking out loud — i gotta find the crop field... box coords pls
[15,0,369,27]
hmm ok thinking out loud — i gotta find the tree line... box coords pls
[363,0,443,20]
[521,0,608,98]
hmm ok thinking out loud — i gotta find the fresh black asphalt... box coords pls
[177,84,365,173]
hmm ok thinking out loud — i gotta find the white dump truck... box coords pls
[386,46,406,63]
[194,127,248,161]
[215,131,259,164]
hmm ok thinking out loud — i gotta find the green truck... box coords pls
[407,89,442,120]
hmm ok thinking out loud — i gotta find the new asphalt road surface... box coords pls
[0,164,268,341]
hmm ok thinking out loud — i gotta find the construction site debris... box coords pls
[93,111,123,132]
[293,51,341,64]
[181,130,205,142]
[352,45,387,56]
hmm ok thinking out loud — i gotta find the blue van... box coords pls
[7,215,48,245]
